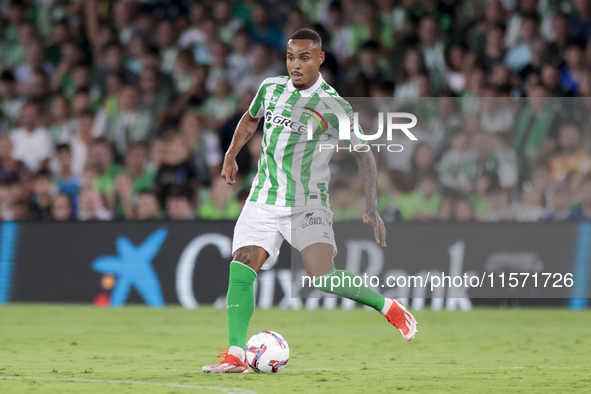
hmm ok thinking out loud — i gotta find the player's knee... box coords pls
[232,246,269,270]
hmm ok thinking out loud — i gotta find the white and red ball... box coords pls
[245,331,289,373]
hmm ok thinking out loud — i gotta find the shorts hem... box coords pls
[296,239,338,257]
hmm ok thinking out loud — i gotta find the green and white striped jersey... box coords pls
[246,73,365,207]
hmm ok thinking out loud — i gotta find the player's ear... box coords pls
[319,51,325,65]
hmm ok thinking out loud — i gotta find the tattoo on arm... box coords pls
[243,122,256,142]
[356,151,378,207]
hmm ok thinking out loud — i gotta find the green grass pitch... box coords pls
[0,305,590,393]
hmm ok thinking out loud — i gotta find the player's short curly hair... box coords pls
[289,29,322,49]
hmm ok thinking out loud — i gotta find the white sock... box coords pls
[229,345,245,360]
[380,298,393,315]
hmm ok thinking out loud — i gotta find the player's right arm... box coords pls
[222,78,273,185]
[221,112,261,185]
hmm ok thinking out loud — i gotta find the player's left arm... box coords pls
[353,149,387,247]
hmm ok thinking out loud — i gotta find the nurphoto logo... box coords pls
[305,109,419,153]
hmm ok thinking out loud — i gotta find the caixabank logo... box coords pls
[92,228,167,308]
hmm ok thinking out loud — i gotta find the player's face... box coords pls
[286,39,325,90]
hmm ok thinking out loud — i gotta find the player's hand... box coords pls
[221,154,239,185]
[363,209,387,247]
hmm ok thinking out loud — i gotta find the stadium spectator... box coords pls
[14,39,55,84]
[54,143,81,215]
[450,198,474,222]
[544,182,573,221]
[540,63,571,97]
[227,28,252,86]
[438,132,474,194]
[138,66,174,128]
[94,42,137,95]
[549,123,591,182]
[179,112,222,184]
[426,96,462,152]
[154,132,199,209]
[9,101,53,172]
[106,84,154,156]
[235,43,280,95]
[135,190,161,220]
[482,183,514,222]
[567,174,591,220]
[0,70,25,133]
[148,138,166,172]
[0,135,31,187]
[571,0,591,44]
[171,49,195,94]
[470,172,494,218]
[50,41,86,95]
[68,109,95,177]
[395,48,427,100]
[515,189,547,222]
[87,137,122,206]
[396,169,442,221]
[417,16,446,91]
[345,41,386,96]
[165,191,195,220]
[199,176,241,220]
[178,3,207,49]
[513,86,561,175]
[560,41,587,94]
[50,193,74,221]
[29,169,54,221]
[47,95,74,145]
[1,2,28,67]
[201,79,238,129]
[78,188,112,221]
[471,132,518,189]
[326,1,354,66]
[529,162,553,208]
[410,142,436,182]
[114,141,156,219]
[549,13,571,65]
[479,22,506,75]
[248,4,284,52]
[11,199,30,221]
[479,87,515,135]
[505,14,540,73]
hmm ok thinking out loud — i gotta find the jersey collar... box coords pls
[287,72,324,97]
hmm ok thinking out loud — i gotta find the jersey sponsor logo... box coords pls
[265,110,308,134]
[302,212,325,228]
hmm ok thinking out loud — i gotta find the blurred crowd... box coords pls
[1,0,591,222]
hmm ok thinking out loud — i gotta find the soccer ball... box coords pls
[245,331,289,373]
